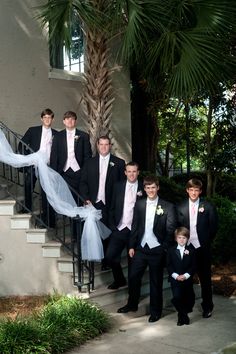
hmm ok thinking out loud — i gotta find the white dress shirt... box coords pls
[39,126,52,164]
[141,197,160,249]
[96,154,110,204]
[63,129,80,172]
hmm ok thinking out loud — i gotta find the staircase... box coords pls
[0,195,176,314]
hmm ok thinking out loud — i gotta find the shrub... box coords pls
[209,195,236,264]
[0,295,110,354]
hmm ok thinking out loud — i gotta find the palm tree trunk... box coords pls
[83,29,114,154]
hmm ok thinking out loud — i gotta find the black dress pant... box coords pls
[106,227,131,284]
[127,245,165,316]
[24,166,55,227]
[170,278,195,315]
[61,168,81,204]
[194,246,214,312]
[94,201,110,267]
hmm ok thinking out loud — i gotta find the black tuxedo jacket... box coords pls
[79,154,125,207]
[19,125,58,154]
[129,197,177,251]
[177,198,218,248]
[167,245,196,280]
[109,179,145,231]
[50,129,92,174]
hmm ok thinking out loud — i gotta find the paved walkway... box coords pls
[67,295,236,354]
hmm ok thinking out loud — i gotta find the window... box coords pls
[50,20,84,73]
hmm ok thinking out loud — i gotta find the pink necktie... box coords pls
[191,204,196,216]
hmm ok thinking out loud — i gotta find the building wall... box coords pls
[0,0,131,161]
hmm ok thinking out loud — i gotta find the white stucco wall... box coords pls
[0,0,131,161]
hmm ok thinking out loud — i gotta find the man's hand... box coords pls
[84,200,92,205]
[129,248,135,258]
[176,274,186,282]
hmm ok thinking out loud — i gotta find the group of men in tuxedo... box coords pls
[20,108,218,324]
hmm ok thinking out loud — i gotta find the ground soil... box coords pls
[0,262,235,319]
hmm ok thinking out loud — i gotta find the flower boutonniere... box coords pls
[74,135,80,142]
[184,249,189,255]
[156,205,164,215]
[109,161,115,167]
[137,190,143,197]
[198,204,204,213]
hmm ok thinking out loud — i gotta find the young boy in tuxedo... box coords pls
[167,227,196,326]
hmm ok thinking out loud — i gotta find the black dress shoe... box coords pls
[177,313,190,325]
[202,311,212,318]
[107,281,127,290]
[117,305,138,313]
[101,265,110,271]
[177,319,185,326]
[148,315,161,323]
[183,314,190,325]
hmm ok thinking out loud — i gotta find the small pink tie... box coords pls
[127,184,134,203]
[191,204,195,216]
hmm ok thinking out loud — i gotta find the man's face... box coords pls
[125,165,139,183]
[97,138,111,157]
[41,114,54,128]
[176,235,188,247]
[186,187,202,202]
[63,117,77,130]
[144,183,159,200]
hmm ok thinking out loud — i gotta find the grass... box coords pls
[0,295,110,353]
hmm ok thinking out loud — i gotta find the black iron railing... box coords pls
[0,121,94,293]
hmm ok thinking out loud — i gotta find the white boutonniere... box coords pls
[198,205,204,213]
[137,190,143,197]
[109,161,115,167]
[184,249,189,255]
[74,135,80,142]
[156,205,164,215]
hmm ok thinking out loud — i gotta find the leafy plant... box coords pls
[0,295,110,354]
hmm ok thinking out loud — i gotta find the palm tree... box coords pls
[37,0,236,157]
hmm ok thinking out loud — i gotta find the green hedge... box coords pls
[209,195,236,264]
[0,295,110,354]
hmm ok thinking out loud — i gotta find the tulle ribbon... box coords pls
[0,129,111,261]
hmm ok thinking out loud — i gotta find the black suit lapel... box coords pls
[153,198,163,227]
[34,126,42,151]
[141,198,147,232]
[107,154,115,180]
[183,201,190,228]
[175,248,182,260]
[118,180,127,210]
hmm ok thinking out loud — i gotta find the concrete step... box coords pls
[58,256,74,273]
[0,200,15,215]
[26,228,51,243]
[42,241,62,258]
[89,272,170,308]
[10,213,31,229]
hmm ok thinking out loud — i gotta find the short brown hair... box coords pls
[143,175,159,187]
[63,111,77,120]
[97,135,111,144]
[174,226,190,240]
[41,108,54,118]
[186,178,203,190]
[126,161,139,170]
